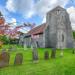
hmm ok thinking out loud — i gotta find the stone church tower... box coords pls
[45,6,74,49]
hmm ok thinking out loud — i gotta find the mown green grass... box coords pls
[0,45,75,75]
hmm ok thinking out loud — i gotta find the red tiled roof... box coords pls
[28,23,47,35]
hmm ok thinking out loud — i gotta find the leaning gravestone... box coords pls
[14,53,23,65]
[31,38,38,63]
[44,51,49,60]
[51,48,56,58]
[0,52,10,68]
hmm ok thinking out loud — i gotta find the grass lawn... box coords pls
[0,45,75,75]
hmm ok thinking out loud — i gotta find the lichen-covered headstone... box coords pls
[0,52,10,68]
[51,48,56,58]
[31,38,38,63]
[44,51,49,60]
[14,53,23,65]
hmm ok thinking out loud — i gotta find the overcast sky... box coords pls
[0,0,75,30]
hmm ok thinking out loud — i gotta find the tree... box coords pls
[0,35,9,44]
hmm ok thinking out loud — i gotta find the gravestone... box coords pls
[0,52,10,68]
[31,38,38,63]
[8,46,13,52]
[14,53,23,65]
[51,48,56,58]
[8,45,16,52]
[2,48,6,52]
[32,48,38,61]
[12,45,17,51]
[44,51,49,60]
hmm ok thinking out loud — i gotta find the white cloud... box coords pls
[34,0,69,24]
[7,0,75,28]
[7,18,17,26]
[34,0,69,17]
[5,0,75,30]
[6,0,69,19]
[6,0,15,12]
[6,0,34,18]
[25,11,34,18]
[11,18,17,25]
[0,5,13,25]
[0,5,9,19]
[42,16,46,23]
[67,6,75,30]
[7,18,17,29]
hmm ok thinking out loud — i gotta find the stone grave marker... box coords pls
[31,38,38,63]
[32,48,38,61]
[14,53,23,65]
[8,46,16,52]
[8,46,13,52]
[44,51,49,60]
[0,52,10,68]
[2,48,6,52]
[51,48,56,58]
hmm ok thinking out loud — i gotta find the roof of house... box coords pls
[28,23,47,35]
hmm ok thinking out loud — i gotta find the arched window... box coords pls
[57,10,60,14]
[62,34,64,42]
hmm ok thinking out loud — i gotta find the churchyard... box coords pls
[0,4,75,75]
[0,45,75,75]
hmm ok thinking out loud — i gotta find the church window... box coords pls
[62,34,64,42]
[57,10,60,14]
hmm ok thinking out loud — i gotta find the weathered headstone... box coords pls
[8,46,13,52]
[13,45,17,51]
[2,48,6,52]
[0,52,10,68]
[51,48,56,58]
[44,51,49,60]
[31,38,38,63]
[14,53,23,65]
[8,46,16,52]
[32,49,38,61]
